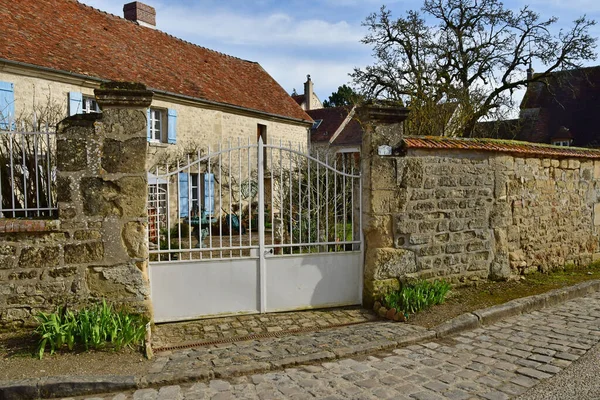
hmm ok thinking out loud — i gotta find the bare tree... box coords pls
[352,0,597,136]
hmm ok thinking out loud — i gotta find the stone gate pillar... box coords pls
[357,103,410,307]
[56,82,153,317]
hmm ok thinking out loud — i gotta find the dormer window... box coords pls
[551,126,572,147]
[312,119,323,130]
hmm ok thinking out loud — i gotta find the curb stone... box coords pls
[432,279,600,338]
[1,279,599,400]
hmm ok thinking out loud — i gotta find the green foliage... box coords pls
[383,280,451,315]
[34,300,148,359]
[322,85,363,108]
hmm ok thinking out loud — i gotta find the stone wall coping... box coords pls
[95,83,153,109]
[357,104,410,125]
[0,219,60,233]
[402,136,600,160]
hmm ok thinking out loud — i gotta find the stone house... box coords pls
[475,65,600,145]
[0,0,313,221]
[309,105,363,161]
[518,66,600,147]
[291,75,323,111]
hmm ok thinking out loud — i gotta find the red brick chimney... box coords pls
[123,2,156,28]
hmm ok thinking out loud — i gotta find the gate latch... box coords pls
[264,248,274,255]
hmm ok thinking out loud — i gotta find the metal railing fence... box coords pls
[0,123,57,218]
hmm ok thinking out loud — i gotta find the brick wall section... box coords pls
[360,107,600,306]
[0,83,153,329]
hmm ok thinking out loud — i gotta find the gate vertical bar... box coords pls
[257,136,267,313]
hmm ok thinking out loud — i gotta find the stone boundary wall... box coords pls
[360,106,600,306]
[0,84,152,329]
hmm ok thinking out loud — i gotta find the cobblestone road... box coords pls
[68,291,600,399]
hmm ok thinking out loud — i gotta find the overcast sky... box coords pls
[81,0,600,106]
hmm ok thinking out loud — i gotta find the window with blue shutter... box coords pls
[179,172,189,218]
[147,108,152,141]
[68,92,83,116]
[167,108,177,144]
[203,173,215,216]
[0,81,15,130]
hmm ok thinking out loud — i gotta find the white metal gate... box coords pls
[148,138,362,323]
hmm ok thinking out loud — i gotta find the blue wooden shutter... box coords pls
[68,92,82,116]
[167,108,177,144]
[146,108,152,141]
[0,81,15,130]
[179,172,189,218]
[204,173,215,216]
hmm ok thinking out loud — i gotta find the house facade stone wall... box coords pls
[0,84,153,329]
[0,69,310,168]
[361,109,600,306]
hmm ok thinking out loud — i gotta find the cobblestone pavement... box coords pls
[152,308,377,349]
[67,291,600,399]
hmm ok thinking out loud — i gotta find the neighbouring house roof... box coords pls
[473,119,523,140]
[308,106,363,147]
[519,65,600,146]
[0,0,312,123]
[291,95,305,107]
[402,136,600,159]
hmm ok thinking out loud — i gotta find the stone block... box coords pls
[370,157,397,190]
[81,177,121,216]
[363,278,400,306]
[46,266,78,279]
[19,246,61,269]
[122,221,148,258]
[115,177,148,217]
[56,137,87,171]
[101,108,148,134]
[399,158,424,188]
[0,245,18,269]
[64,242,104,265]
[86,263,149,300]
[365,247,417,280]
[74,230,102,240]
[567,159,580,170]
[371,190,404,214]
[101,137,147,173]
[56,176,72,202]
[366,215,394,248]
[594,203,600,226]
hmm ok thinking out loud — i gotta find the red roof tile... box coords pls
[403,136,600,159]
[0,0,311,123]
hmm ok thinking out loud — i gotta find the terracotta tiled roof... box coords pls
[403,136,600,159]
[0,0,311,123]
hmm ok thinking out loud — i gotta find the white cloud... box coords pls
[158,8,363,48]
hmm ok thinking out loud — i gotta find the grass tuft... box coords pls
[383,280,451,316]
[34,300,147,359]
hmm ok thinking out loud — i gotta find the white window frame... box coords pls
[149,108,164,142]
[81,96,100,114]
[552,140,571,147]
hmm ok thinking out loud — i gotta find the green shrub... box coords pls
[34,300,148,359]
[383,280,451,315]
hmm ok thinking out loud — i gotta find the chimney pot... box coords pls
[124,2,156,28]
